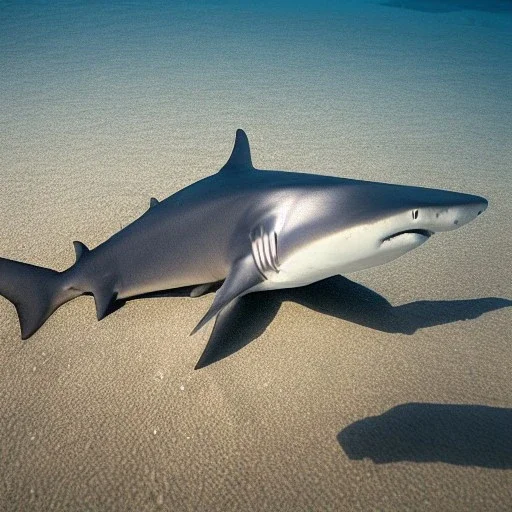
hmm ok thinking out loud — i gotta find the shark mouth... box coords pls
[382,229,433,244]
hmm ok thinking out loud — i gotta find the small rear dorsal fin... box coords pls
[149,197,159,208]
[73,241,90,263]
[219,129,254,172]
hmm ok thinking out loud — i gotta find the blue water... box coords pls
[2,1,510,152]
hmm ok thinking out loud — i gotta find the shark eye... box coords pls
[412,209,419,220]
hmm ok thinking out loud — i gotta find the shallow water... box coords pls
[382,0,512,13]
[1,1,511,510]
[2,1,511,182]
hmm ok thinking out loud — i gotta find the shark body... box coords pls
[0,130,487,362]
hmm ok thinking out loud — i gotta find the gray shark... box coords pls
[0,129,487,354]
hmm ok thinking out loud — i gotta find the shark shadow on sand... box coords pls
[125,275,511,369]
[338,402,512,469]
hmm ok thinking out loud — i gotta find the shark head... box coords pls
[368,183,487,266]
[270,179,488,288]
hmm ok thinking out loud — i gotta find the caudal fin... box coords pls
[0,257,80,339]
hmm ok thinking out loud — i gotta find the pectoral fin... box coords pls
[190,255,264,335]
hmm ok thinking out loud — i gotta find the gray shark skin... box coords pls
[0,129,487,360]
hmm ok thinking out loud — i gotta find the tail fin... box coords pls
[0,257,80,339]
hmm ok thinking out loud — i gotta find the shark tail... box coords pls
[0,257,81,339]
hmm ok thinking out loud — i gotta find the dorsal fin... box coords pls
[149,197,159,208]
[73,241,90,263]
[219,129,254,172]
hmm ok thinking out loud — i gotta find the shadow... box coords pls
[381,0,512,14]
[102,284,221,317]
[93,285,202,319]
[280,276,511,336]
[118,276,510,369]
[338,403,512,469]
[191,276,510,368]
[194,293,283,369]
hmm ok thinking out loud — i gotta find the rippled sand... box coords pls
[1,1,511,510]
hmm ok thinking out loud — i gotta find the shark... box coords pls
[0,129,487,359]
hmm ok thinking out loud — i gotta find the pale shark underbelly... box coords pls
[253,220,431,292]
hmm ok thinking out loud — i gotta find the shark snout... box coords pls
[421,194,488,232]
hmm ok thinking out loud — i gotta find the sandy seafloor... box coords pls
[1,0,511,510]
